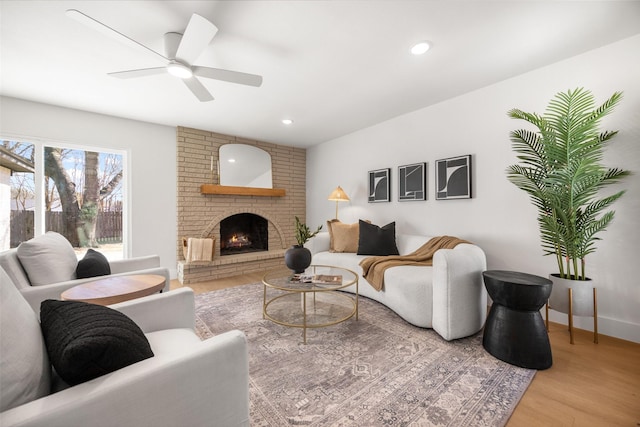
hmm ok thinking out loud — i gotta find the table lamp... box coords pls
[328,186,350,220]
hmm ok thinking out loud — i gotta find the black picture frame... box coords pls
[435,155,472,200]
[398,162,427,201]
[368,168,391,202]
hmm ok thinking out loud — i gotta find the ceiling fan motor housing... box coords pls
[164,32,182,59]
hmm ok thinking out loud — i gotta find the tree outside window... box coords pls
[3,140,124,258]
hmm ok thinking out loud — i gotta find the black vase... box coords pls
[285,245,312,273]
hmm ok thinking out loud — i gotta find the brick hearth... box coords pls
[176,126,306,284]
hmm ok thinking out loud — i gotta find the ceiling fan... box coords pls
[66,9,263,102]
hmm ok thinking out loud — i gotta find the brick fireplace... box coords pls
[176,127,306,284]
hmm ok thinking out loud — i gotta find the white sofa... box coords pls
[306,232,487,341]
[0,267,250,427]
[0,232,170,314]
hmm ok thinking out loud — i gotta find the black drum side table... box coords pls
[482,270,553,370]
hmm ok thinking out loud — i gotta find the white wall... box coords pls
[306,35,640,343]
[0,97,178,277]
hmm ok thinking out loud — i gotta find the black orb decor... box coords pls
[284,245,312,274]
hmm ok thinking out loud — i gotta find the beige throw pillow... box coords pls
[332,222,360,252]
[326,219,339,251]
[326,219,370,253]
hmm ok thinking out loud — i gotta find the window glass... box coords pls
[3,140,124,260]
[2,141,35,248]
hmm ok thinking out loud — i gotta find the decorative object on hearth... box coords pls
[368,168,391,202]
[195,283,536,426]
[398,162,427,201]
[435,155,472,200]
[284,217,322,273]
[507,88,630,344]
[182,237,214,263]
[327,186,350,219]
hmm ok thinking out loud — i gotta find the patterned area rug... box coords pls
[195,283,535,426]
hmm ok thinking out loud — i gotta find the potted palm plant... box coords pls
[284,216,322,273]
[506,88,630,336]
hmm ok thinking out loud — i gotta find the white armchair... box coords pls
[0,232,170,314]
[0,267,250,427]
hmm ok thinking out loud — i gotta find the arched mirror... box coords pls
[219,144,273,188]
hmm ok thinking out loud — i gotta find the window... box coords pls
[2,140,125,260]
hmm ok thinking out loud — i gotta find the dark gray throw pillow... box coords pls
[357,220,400,256]
[75,249,111,279]
[40,300,154,386]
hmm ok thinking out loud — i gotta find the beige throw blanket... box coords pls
[183,237,215,263]
[359,236,470,291]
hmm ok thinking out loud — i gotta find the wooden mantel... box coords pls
[200,184,286,197]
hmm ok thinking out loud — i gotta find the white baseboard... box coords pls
[544,309,640,344]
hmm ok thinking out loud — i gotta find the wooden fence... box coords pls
[10,210,122,247]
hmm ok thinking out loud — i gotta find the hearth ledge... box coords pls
[177,249,289,284]
[179,249,287,267]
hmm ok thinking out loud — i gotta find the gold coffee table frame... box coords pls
[262,265,358,344]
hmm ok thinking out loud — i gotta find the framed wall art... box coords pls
[368,168,391,202]
[398,162,427,201]
[435,155,472,200]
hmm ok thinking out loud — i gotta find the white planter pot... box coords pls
[548,274,595,317]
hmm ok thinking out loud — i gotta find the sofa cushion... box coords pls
[40,300,154,386]
[0,268,51,412]
[357,221,399,256]
[75,249,111,279]
[16,232,77,286]
[145,329,202,355]
[0,249,31,289]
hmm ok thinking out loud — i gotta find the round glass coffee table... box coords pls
[262,265,358,344]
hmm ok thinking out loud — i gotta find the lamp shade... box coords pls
[328,186,350,202]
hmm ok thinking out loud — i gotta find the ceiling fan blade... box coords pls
[108,67,167,79]
[175,14,218,64]
[183,77,214,102]
[66,9,167,63]
[193,66,263,87]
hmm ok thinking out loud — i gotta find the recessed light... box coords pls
[282,119,293,125]
[411,41,431,55]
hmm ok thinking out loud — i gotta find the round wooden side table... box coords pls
[482,270,553,370]
[61,274,165,306]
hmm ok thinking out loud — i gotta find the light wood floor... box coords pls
[171,274,640,427]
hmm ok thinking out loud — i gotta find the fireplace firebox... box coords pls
[220,213,268,256]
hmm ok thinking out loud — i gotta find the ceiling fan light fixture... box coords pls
[67,10,261,101]
[167,61,193,79]
[411,41,431,55]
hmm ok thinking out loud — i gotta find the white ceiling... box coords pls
[2,1,639,148]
